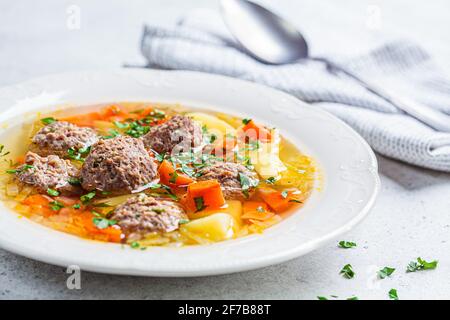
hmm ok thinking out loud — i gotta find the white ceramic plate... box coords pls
[0,69,379,276]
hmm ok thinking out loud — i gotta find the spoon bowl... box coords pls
[220,0,308,64]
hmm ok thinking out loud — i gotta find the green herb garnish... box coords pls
[92,217,117,229]
[68,177,81,185]
[6,164,34,174]
[340,264,355,279]
[72,204,81,209]
[194,197,206,212]
[317,296,328,300]
[347,296,359,300]
[47,188,60,197]
[0,144,10,157]
[80,191,96,204]
[130,241,140,249]
[281,190,289,199]
[103,129,120,139]
[49,200,64,211]
[41,117,57,125]
[388,288,398,300]
[179,219,189,225]
[242,118,252,125]
[378,267,395,279]
[406,257,438,272]
[338,241,357,249]
[265,177,277,184]
[169,171,179,184]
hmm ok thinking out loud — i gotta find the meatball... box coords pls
[80,136,158,194]
[31,121,98,157]
[197,162,259,200]
[16,152,79,194]
[110,194,187,239]
[142,115,202,155]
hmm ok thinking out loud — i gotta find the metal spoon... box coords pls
[220,0,450,132]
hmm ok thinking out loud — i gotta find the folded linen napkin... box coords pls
[141,9,450,172]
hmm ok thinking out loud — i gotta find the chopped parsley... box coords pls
[317,296,328,300]
[238,172,259,198]
[124,121,151,138]
[80,191,96,204]
[130,241,140,249]
[152,150,166,162]
[179,219,190,225]
[68,177,81,185]
[338,241,357,249]
[67,147,90,162]
[92,217,117,229]
[280,190,289,199]
[265,177,277,184]
[49,200,64,211]
[242,118,252,125]
[47,188,60,197]
[41,117,57,125]
[406,257,438,272]
[72,204,81,209]
[102,129,120,139]
[378,267,395,279]
[388,288,399,300]
[6,164,34,174]
[340,264,355,279]
[169,171,179,184]
[194,197,206,212]
[347,296,359,300]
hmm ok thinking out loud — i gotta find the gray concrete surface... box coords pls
[0,0,449,299]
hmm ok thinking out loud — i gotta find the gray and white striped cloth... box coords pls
[141,10,450,172]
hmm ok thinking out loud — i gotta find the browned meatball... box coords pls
[31,121,98,157]
[110,194,187,240]
[197,162,259,200]
[16,152,79,194]
[80,136,158,194]
[142,115,202,155]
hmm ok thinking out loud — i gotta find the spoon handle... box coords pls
[315,57,450,132]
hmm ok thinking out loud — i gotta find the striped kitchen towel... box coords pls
[141,9,450,172]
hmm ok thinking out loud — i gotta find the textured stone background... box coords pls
[0,0,449,299]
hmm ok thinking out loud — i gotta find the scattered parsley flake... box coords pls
[265,177,277,184]
[340,264,355,279]
[80,191,96,204]
[407,257,438,272]
[194,197,206,212]
[378,267,395,279]
[388,288,399,300]
[281,190,289,199]
[242,118,252,125]
[72,204,81,209]
[338,241,357,249]
[179,219,189,225]
[92,217,116,229]
[49,200,64,211]
[68,177,81,185]
[41,117,57,125]
[47,188,60,197]
[347,296,359,300]
[317,296,328,300]
[103,129,120,139]
[130,241,140,249]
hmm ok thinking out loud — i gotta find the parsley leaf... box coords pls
[265,177,277,184]
[92,217,117,229]
[47,188,60,197]
[242,118,252,125]
[378,267,395,279]
[281,190,289,199]
[41,117,57,125]
[103,129,120,139]
[194,197,206,212]
[340,264,355,279]
[80,191,96,204]
[130,241,140,249]
[179,219,190,225]
[406,257,438,272]
[388,288,399,300]
[6,164,34,174]
[49,200,64,211]
[317,296,328,300]
[68,177,81,185]
[338,241,357,249]
[72,204,81,209]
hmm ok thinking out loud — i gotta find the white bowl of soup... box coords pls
[0,69,379,276]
